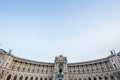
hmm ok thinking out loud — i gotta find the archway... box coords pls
[93,77,97,80]
[104,76,108,80]
[68,77,72,80]
[35,77,38,80]
[99,76,102,80]
[49,77,52,80]
[6,74,11,80]
[84,78,87,80]
[75,78,77,80]
[79,78,82,80]
[25,76,28,80]
[110,75,115,80]
[19,76,23,80]
[13,75,17,80]
[40,77,43,80]
[30,77,33,80]
[88,77,91,80]
[45,77,47,80]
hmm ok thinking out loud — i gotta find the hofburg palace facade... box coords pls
[0,49,120,80]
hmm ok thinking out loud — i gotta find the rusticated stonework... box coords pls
[0,49,120,80]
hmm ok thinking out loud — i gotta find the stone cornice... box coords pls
[1,48,119,66]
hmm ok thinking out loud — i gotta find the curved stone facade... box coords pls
[0,49,120,80]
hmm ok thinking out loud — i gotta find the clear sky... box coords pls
[0,0,120,63]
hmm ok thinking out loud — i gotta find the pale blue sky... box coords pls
[0,0,120,62]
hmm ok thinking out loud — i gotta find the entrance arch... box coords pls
[6,74,11,80]
[13,75,17,80]
[93,77,97,80]
[30,77,33,80]
[88,77,91,80]
[35,77,38,80]
[99,76,102,80]
[45,77,47,80]
[19,76,23,80]
[110,75,115,80]
[104,76,108,80]
[25,76,28,80]
[40,77,43,80]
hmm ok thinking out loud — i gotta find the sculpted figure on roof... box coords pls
[55,55,67,61]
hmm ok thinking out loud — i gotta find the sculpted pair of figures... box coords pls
[58,64,63,78]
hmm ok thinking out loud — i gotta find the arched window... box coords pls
[74,70,76,74]
[12,66,15,70]
[92,69,94,72]
[19,76,23,80]
[25,76,28,80]
[96,68,99,71]
[113,64,117,69]
[23,67,25,71]
[37,69,39,73]
[41,70,43,73]
[102,67,104,71]
[87,69,89,73]
[5,63,8,68]
[13,75,17,80]
[82,70,84,73]
[28,68,30,72]
[78,70,80,74]
[46,70,48,73]
[6,74,11,80]
[50,70,52,73]
[33,69,35,73]
[17,67,20,71]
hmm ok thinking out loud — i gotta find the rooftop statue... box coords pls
[55,55,67,61]
[0,49,7,53]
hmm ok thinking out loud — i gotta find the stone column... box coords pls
[102,76,105,80]
[96,76,99,80]
[10,75,14,80]
[64,62,68,80]
[53,62,58,80]
[91,77,94,80]
[28,76,31,80]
